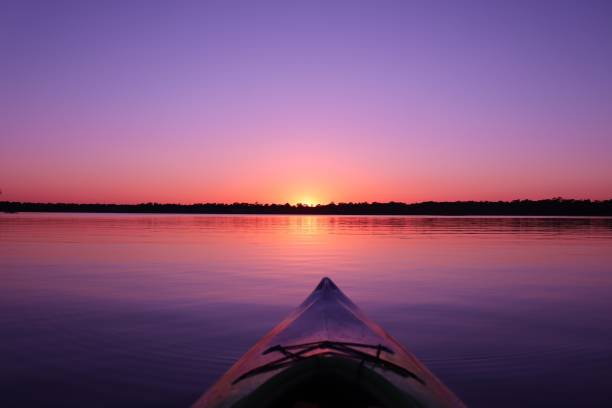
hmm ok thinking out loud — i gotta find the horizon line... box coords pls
[3,198,612,217]
[2,197,612,206]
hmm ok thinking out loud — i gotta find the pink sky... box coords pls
[2,1,611,204]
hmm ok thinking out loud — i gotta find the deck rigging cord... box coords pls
[232,340,425,385]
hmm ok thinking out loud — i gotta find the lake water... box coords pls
[1,213,612,407]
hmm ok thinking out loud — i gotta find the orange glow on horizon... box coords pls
[294,197,320,207]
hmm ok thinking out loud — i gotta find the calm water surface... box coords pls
[1,213,612,407]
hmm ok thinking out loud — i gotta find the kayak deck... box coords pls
[193,278,466,408]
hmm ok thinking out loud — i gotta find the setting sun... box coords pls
[295,197,320,207]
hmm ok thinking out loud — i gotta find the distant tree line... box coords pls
[1,198,612,215]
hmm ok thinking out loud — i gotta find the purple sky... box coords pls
[2,0,611,203]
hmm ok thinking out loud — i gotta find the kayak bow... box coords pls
[193,277,466,408]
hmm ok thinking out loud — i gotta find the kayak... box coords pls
[192,277,466,408]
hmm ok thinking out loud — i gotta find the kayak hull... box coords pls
[193,278,466,408]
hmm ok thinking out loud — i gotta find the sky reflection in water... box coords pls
[1,214,611,407]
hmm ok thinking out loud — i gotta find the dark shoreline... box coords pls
[2,199,612,216]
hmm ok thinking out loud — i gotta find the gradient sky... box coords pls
[2,0,611,204]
